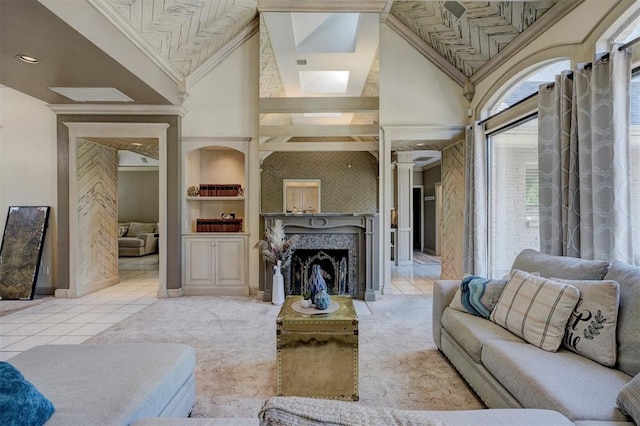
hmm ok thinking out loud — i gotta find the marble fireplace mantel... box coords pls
[261,213,379,301]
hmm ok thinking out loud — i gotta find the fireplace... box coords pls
[261,213,379,300]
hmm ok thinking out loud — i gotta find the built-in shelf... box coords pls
[187,196,245,201]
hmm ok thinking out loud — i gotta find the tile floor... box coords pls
[0,255,159,361]
[0,252,438,361]
[389,251,442,295]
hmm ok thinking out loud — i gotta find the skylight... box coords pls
[292,13,360,54]
[299,71,349,94]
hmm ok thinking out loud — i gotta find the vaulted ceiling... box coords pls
[0,0,578,107]
[92,0,567,92]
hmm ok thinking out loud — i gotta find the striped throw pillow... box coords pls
[617,373,640,424]
[490,269,580,352]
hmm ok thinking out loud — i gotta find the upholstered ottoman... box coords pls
[9,343,196,425]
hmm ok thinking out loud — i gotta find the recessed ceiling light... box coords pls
[16,54,40,64]
[416,143,425,146]
[130,143,143,146]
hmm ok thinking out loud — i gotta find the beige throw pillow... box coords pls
[552,278,620,367]
[490,269,580,352]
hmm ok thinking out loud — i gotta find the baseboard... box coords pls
[157,288,184,298]
[60,277,120,298]
[182,286,250,296]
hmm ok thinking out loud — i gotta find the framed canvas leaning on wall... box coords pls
[0,206,50,300]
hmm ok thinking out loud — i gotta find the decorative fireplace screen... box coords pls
[289,249,350,296]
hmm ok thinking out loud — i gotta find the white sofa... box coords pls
[9,343,196,425]
[433,249,639,424]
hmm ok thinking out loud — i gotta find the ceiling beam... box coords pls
[260,124,379,137]
[258,0,388,12]
[260,141,378,151]
[260,97,379,113]
[385,15,466,87]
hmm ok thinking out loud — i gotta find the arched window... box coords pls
[490,59,570,115]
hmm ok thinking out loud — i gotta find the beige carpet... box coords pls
[87,295,484,418]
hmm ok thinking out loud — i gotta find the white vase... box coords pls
[272,260,285,306]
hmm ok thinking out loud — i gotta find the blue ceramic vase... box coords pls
[315,288,331,310]
[308,264,327,304]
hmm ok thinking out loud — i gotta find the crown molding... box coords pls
[187,18,260,88]
[258,0,388,12]
[385,15,466,87]
[48,104,188,117]
[470,0,586,85]
[88,0,183,85]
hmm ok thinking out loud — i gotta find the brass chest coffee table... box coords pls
[276,295,359,401]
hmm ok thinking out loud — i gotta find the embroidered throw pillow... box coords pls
[490,269,580,352]
[552,278,620,367]
[448,276,506,319]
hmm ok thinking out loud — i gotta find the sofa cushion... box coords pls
[604,261,640,377]
[119,237,146,247]
[0,362,55,426]
[441,307,524,363]
[9,343,195,426]
[481,339,631,421]
[553,278,620,367]
[617,373,640,424]
[127,221,157,237]
[512,249,610,280]
[490,269,580,352]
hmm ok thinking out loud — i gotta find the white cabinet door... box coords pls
[184,238,214,285]
[183,235,247,294]
[213,238,246,286]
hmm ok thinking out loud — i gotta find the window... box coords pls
[490,60,570,115]
[488,117,540,277]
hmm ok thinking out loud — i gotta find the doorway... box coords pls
[413,186,424,251]
[62,122,168,298]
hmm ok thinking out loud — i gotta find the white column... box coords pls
[379,128,392,295]
[395,152,414,266]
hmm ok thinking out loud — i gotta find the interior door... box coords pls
[413,187,422,250]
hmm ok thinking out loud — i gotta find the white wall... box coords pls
[379,24,468,127]
[0,87,57,294]
[182,34,260,137]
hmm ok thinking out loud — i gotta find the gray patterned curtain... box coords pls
[538,48,634,263]
[463,123,488,276]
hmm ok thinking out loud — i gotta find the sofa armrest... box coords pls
[433,280,460,350]
[140,233,158,254]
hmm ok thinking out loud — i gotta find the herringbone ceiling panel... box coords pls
[259,14,285,99]
[108,0,258,77]
[390,1,560,77]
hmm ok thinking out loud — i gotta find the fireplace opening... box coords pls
[289,249,350,296]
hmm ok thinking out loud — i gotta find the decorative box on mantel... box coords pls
[260,213,379,301]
